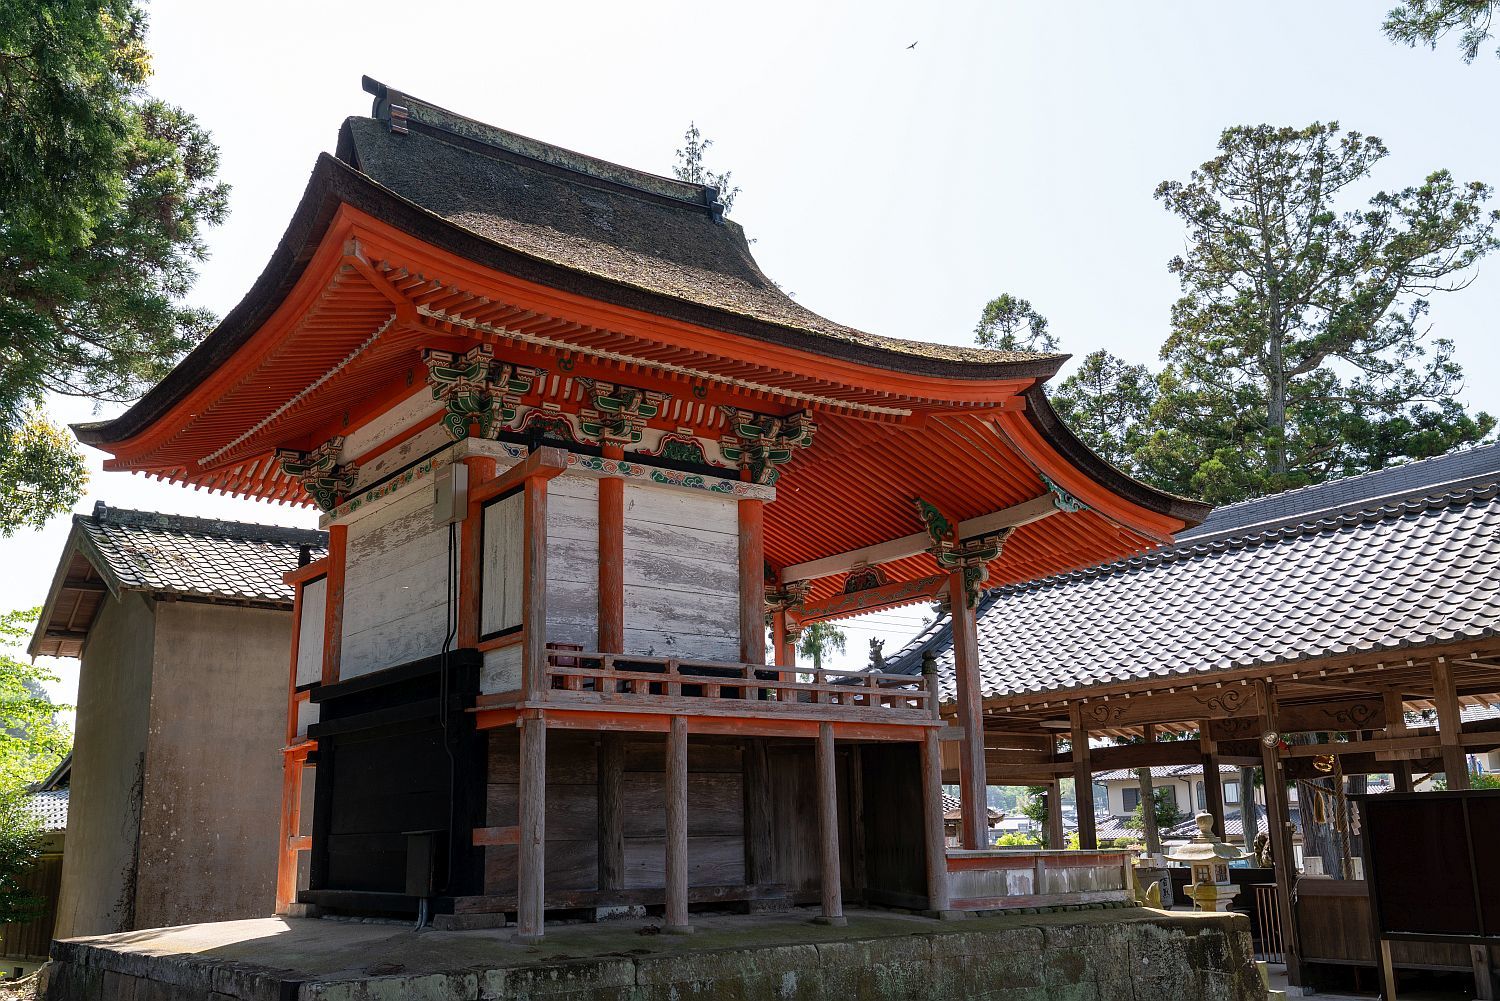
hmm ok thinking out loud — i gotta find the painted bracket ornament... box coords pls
[423,344,542,440]
[763,580,812,624]
[577,379,669,446]
[719,407,816,485]
[1042,474,1089,514]
[276,438,358,511]
[915,496,1013,608]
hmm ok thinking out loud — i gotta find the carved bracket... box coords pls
[423,344,542,440]
[276,437,357,511]
[916,497,1012,608]
[577,379,669,446]
[764,580,812,625]
[720,407,816,485]
[1042,474,1089,514]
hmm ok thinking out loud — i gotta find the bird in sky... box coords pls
[907,41,918,49]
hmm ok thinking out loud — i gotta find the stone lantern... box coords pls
[1166,813,1245,912]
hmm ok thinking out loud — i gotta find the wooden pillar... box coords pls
[1070,704,1096,850]
[274,748,304,914]
[522,475,549,700]
[321,524,347,686]
[459,456,497,647]
[1383,689,1413,792]
[598,447,624,655]
[517,715,547,942]
[598,732,624,895]
[772,608,792,668]
[1260,681,1302,986]
[948,574,988,850]
[1200,721,1226,836]
[814,722,846,925]
[664,716,691,933]
[1432,657,1469,790]
[1047,778,1066,852]
[738,499,766,665]
[920,727,950,913]
[744,737,774,889]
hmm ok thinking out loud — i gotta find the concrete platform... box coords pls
[42,905,1268,1000]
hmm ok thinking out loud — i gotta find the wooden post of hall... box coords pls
[948,574,988,850]
[1200,721,1225,836]
[321,523,347,686]
[1259,681,1302,986]
[664,715,691,934]
[522,474,549,701]
[596,447,625,900]
[517,714,546,942]
[1070,704,1096,850]
[814,721,846,925]
[1047,778,1066,852]
[1382,689,1413,792]
[458,456,497,647]
[738,499,766,665]
[919,727,950,915]
[1432,657,1469,790]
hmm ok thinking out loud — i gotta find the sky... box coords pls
[5,0,1500,704]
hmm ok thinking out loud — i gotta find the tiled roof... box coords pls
[1094,763,1243,782]
[941,792,1001,820]
[889,445,1500,701]
[25,789,69,832]
[76,503,326,604]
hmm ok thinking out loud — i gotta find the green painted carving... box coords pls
[916,495,1014,607]
[423,344,541,440]
[276,437,357,511]
[658,435,709,466]
[1043,473,1089,514]
[719,407,816,485]
[915,497,957,549]
[577,379,669,445]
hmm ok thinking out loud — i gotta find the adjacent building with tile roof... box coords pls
[26,504,325,941]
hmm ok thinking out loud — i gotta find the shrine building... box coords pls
[73,78,1208,939]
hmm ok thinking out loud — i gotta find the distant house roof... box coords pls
[1094,763,1243,783]
[889,442,1500,702]
[24,789,69,833]
[941,792,1001,822]
[29,503,327,658]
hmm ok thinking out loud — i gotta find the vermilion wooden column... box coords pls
[459,456,497,648]
[948,573,988,849]
[321,524,347,686]
[664,716,691,933]
[920,727,950,914]
[814,722,846,925]
[517,714,547,942]
[598,445,624,655]
[772,608,791,667]
[738,499,765,665]
[522,475,549,699]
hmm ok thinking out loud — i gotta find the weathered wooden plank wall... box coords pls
[295,577,326,686]
[480,492,524,638]
[620,483,739,661]
[340,483,455,678]
[545,474,600,649]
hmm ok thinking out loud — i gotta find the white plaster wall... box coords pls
[294,576,326,686]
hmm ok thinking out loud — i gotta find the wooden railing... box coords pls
[540,650,935,722]
[944,849,1134,911]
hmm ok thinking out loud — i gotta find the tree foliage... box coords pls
[672,122,740,213]
[1051,350,1157,473]
[1125,786,1182,834]
[1146,122,1496,502]
[0,609,71,790]
[1385,1,1497,61]
[0,791,45,926]
[0,0,228,535]
[973,292,1056,352]
[796,621,846,671]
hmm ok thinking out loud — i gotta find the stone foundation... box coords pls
[41,907,1265,1001]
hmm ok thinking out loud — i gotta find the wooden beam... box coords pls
[1260,682,1302,986]
[321,524,347,686]
[664,716,691,934]
[459,456,496,648]
[1047,775,1065,852]
[920,728,950,913]
[1070,704,1096,850]
[517,715,546,942]
[744,737,774,889]
[522,475,549,701]
[1088,741,1202,771]
[814,722,846,925]
[950,575,988,850]
[1432,657,1469,789]
[472,826,521,847]
[597,449,624,654]
[780,493,1059,582]
[598,733,624,893]
[469,445,567,506]
[1200,721,1225,838]
[738,499,766,665]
